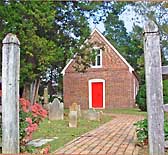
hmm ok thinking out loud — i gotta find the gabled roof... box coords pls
[61,28,134,75]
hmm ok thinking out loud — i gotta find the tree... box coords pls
[130,2,168,110]
[0,1,103,103]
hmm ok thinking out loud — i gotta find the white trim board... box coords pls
[88,79,105,109]
[61,28,134,75]
[91,28,134,73]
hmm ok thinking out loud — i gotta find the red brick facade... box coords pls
[62,29,139,109]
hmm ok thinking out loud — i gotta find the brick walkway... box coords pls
[55,114,144,155]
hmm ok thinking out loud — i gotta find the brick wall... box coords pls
[63,30,138,109]
[63,70,136,109]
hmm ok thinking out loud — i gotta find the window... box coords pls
[91,48,102,68]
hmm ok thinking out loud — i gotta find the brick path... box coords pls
[55,114,144,155]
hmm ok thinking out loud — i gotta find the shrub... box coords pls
[134,118,168,145]
[19,98,47,150]
[134,119,148,144]
[136,84,146,111]
[136,80,168,111]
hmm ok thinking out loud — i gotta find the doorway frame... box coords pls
[88,79,105,109]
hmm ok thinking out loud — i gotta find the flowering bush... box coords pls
[19,98,47,146]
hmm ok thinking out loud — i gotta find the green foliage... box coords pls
[131,2,168,65]
[134,119,148,144]
[134,118,168,144]
[136,84,146,111]
[163,80,168,104]
[32,110,112,152]
[19,109,30,141]
[0,1,102,90]
[136,80,168,111]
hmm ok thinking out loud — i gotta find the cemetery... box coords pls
[1,1,168,155]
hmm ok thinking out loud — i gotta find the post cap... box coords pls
[2,33,20,45]
[144,20,158,33]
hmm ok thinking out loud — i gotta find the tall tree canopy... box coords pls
[0,1,102,101]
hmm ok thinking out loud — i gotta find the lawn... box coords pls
[29,108,146,153]
[31,110,112,153]
[102,108,147,116]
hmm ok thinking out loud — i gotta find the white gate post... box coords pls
[2,33,20,153]
[144,21,164,155]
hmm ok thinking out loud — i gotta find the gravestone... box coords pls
[83,109,102,121]
[69,102,78,111]
[43,87,48,104]
[49,98,64,120]
[77,105,82,118]
[27,137,58,147]
[69,111,77,128]
[69,103,81,118]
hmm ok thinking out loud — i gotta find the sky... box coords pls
[89,5,144,33]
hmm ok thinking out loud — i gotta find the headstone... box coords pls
[43,87,48,104]
[69,111,77,128]
[83,109,102,121]
[43,103,50,111]
[77,105,82,118]
[49,98,64,120]
[27,137,58,147]
[98,111,103,121]
[69,102,78,111]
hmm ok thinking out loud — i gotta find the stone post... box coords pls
[2,33,20,153]
[144,20,164,155]
[43,87,48,104]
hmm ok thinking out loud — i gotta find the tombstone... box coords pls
[69,102,78,111]
[69,103,81,118]
[77,105,82,118]
[43,103,50,111]
[98,111,103,121]
[69,111,77,128]
[43,87,48,104]
[49,98,64,120]
[83,109,102,121]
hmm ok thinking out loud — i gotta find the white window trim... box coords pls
[91,47,102,68]
[88,79,105,109]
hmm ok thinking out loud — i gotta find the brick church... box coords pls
[61,28,139,109]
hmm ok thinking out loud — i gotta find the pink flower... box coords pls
[31,103,48,118]
[42,145,50,154]
[19,98,30,113]
[26,117,32,124]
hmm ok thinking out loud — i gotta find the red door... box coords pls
[92,82,103,108]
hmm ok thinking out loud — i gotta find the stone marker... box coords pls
[69,103,81,118]
[69,111,77,128]
[43,87,48,104]
[83,109,102,121]
[77,105,82,118]
[49,98,64,120]
[69,102,78,111]
[27,137,58,147]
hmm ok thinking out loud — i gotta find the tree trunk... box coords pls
[22,79,40,104]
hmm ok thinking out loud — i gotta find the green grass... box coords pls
[31,111,112,153]
[25,107,146,153]
[102,108,147,116]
